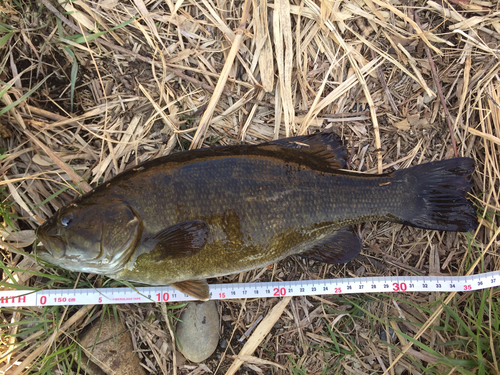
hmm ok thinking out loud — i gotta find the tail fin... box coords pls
[393,158,478,232]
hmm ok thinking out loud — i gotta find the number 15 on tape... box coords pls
[0,271,498,307]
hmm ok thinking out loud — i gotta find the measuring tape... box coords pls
[1,271,499,307]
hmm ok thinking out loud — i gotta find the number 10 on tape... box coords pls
[1,271,499,307]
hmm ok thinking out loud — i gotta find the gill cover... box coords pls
[99,204,144,267]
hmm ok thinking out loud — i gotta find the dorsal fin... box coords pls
[264,132,347,170]
[89,133,348,194]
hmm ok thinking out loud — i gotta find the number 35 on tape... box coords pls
[1,271,499,307]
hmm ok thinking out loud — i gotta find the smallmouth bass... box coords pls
[38,133,478,300]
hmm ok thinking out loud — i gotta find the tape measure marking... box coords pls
[1,271,499,307]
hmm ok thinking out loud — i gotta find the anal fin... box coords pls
[301,226,361,264]
[172,279,210,301]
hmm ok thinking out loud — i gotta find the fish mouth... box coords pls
[37,230,66,260]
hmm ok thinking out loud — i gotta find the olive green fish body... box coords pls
[38,133,478,299]
[113,158,402,284]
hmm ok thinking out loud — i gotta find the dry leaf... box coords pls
[100,0,119,9]
[407,114,420,126]
[253,0,274,92]
[32,154,53,167]
[450,15,490,30]
[57,0,96,32]
[273,0,295,136]
[169,48,196,63]
[408,113,430,128]
[4,230,36,247]
[393,118,410,130]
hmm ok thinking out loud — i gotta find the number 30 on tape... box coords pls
[1,271,499,307]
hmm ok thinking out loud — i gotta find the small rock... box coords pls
[379,327,395,343]
[80,314,145,375]
[176,301,219,362]
[220,339,227,349]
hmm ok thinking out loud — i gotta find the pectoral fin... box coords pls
[146,220,209,262]
[172,279,210,301]
[301,226,361,264]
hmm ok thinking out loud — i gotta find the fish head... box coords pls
[37,201,143,275]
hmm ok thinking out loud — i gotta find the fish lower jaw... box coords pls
[39,254,125,275]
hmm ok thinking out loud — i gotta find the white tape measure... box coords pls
[1,271,499,307]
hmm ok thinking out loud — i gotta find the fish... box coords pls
[37,132,478,300]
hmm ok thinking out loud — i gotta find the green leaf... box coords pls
[0,73,54,117]
[62,46,78,112]
[0,23,14,33]
[72,15,138,44]
[70,57,78,111]
[0,32,13,48]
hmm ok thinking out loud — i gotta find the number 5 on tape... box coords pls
[0,271,499,307]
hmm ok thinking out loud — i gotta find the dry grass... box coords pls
[0,0,499,373]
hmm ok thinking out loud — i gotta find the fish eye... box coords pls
[60,213,73,227]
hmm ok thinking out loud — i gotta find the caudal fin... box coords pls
[393,158,478,232]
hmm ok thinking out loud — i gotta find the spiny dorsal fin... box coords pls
[145,220,209,262]
[172,279,210,301]
[266,132,347,170]
[301,226,361,264]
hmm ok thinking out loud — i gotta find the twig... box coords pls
[382,225,499,375]
[371,49,399,116]
[24,130,93,193]
[225,297,292,374]
[448,0,491,11]
[189,0,252,149]
[160,304,177,375]
[414,12,458,158]
[9,305,94,375]
[214,299,247,375]
[301,0,383,173]
[370,0,442,55]
[39,0,266,109]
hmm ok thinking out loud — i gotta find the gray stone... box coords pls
[176,301,219,362]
